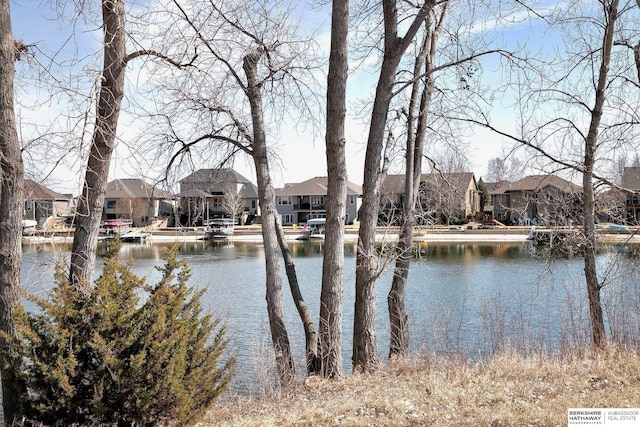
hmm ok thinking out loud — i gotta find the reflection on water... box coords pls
[21,240,640,394]
[415,241,531,261]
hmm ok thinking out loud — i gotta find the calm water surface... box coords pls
[21,240,640,394]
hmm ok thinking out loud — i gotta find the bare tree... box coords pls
[486,156,524,183]
[146,0,321,384]
[221,182,244,223]
[388,4,444,356]
[243,49,296,383]
[354,0,433,372]
[69,0,193,288]
[372,0,524,357]
[581,0,619,346]
[471,0,640,346]
[319,0,349,378]
[69,0,128,288]
[0,0,26,420]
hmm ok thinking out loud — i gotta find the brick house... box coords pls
[379,172,480,225]
[104,179,174,226]
[489,175,583,226]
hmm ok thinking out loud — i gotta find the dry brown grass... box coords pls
[197,346,640,426]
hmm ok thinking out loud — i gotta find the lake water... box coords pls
[20,240,640,394]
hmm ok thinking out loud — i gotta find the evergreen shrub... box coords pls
[14,246,235,426]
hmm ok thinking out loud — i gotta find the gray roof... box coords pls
[179,168,258,198]
[239,182,259,199]
[23,179,69,201]
[180,168,253,185]
[491,175,582,194]
[276,176,362,197]
[622,167,640,190]
[484,181,510,193]
[105,179,174,199]
[178,169,259,199]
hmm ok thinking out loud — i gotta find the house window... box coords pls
[106,200,117,210]
[282,214,294,225]
[311,196,325,206]
[277,196,291,205]
[494,195,506,207]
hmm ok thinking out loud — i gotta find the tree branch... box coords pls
[124,48,198,67]
[172,0,246,89]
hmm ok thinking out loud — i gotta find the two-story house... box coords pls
[490,175,583,226]
[178,168,259,226]
[379,172,480,225]
[275,176,362,225]
[104,179,174,226]
[23,179,72,226]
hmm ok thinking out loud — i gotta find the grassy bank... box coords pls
[198,346,640,426]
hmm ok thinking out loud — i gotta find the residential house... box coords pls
[621,167,640,224]
[104,179,174,226]
[177,169,259,226]
[23,179,72,226]
[489,175,583,226]
[379,172,480,225]
[275,176,362,225]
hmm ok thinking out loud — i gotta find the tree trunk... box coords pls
[0,0,26,419]
[275,223,320,375]
[244,52,295,385]
[354,53,399,372]
[319,0,349,378]
[389,10,442,357]
[354,0,431,372]
[581,0,618,348]
[70,0,127,288]
[388,70,426,358]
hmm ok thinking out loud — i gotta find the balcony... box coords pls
[294,203,326,210]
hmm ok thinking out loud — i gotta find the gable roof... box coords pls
[425,172,477,193]
[380,172,477,195]
[23,179,69,201]
[179,168,259,198]
[180,168,253,185]
[495,175,582,194]
[622,167,640,190]
[484,181,510,193]
[105,179,174,199]
[379,174,408,194]
[276,176,362,197]
[177,169,259,199]
[238,182,259,199]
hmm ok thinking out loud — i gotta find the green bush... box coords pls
[15,247,235,426]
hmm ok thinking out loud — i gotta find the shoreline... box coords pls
[21,225,640,245]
